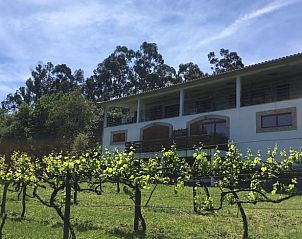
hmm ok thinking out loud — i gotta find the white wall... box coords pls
[102,98,302,155]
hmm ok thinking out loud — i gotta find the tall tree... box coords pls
[85,42,178,102]
[30,90,96,155]
[0,104,33,155]
[83,46,135,102]
[1,63,84,112]
[134,42,177,92]
[208,48,244,74]
[177,62,205,82]
[0,91,96,156]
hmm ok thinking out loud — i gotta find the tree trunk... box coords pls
[21,183,27,218]
[232,192,248,239]
[133,185,146,232]
[63,171,72,239]
[0,183,9,216]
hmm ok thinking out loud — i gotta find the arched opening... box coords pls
[188,115,229,147]
[142,125,171,141]
[139,123,172,152]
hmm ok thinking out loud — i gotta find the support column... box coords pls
[103,106,107,127]
[236,76,241,109]
[179,89,184,116]
[136,99,141,123]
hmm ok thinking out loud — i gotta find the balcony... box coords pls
[107,114,136,127]
[140,104,179,122]
[241,72,302,107]
[125,134,228,153]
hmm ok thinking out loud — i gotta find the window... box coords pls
[190,118,228,137]
[111,131,127,144]
[172,128,188,138]
[256,107,297,133]
[188,116,229,147]
[261,113,292,128]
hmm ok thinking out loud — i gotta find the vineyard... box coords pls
[1,184,302,239]
[0,144,302,239]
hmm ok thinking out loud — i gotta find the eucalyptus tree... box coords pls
[177,62,205,82]
[1,63,84,112]
[208,48,244,74]
[83,46,136,102]
[85,42,178,102]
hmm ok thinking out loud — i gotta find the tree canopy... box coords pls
[83,42,179,102]
[208,48,244,74]
[0,91,96,156]
[1,63,84,112]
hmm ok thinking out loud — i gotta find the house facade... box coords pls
[100,53,302,157]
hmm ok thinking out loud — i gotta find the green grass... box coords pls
[1,184,302,239]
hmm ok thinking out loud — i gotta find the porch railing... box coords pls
[125,135,228,153]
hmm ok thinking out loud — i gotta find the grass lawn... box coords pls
[1,183,302,239]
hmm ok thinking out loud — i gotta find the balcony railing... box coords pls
[107,114,136,127]
[125,134,228,153]
[140,104,179,122]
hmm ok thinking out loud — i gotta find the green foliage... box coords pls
[1,63,84,112]
[213,144,246,188]
[103,149,163,190]
[161,146,190,193]
[0,91,97,156]
[0,156,12,183]
[71,133,90,154]
[83,42,181,102]
[10,152,37,186]
[178,62,205,82]
[39,149,103,182]
[192,148,211,176]
[208,48,244,74]
[0,104,33,155]
[0,143,301,238]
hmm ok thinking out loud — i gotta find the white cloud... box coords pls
[197,0,302,46]
[0,66,31,97]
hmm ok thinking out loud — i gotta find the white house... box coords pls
[99,53,302,157]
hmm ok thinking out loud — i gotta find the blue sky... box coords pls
[0,0,302,100]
